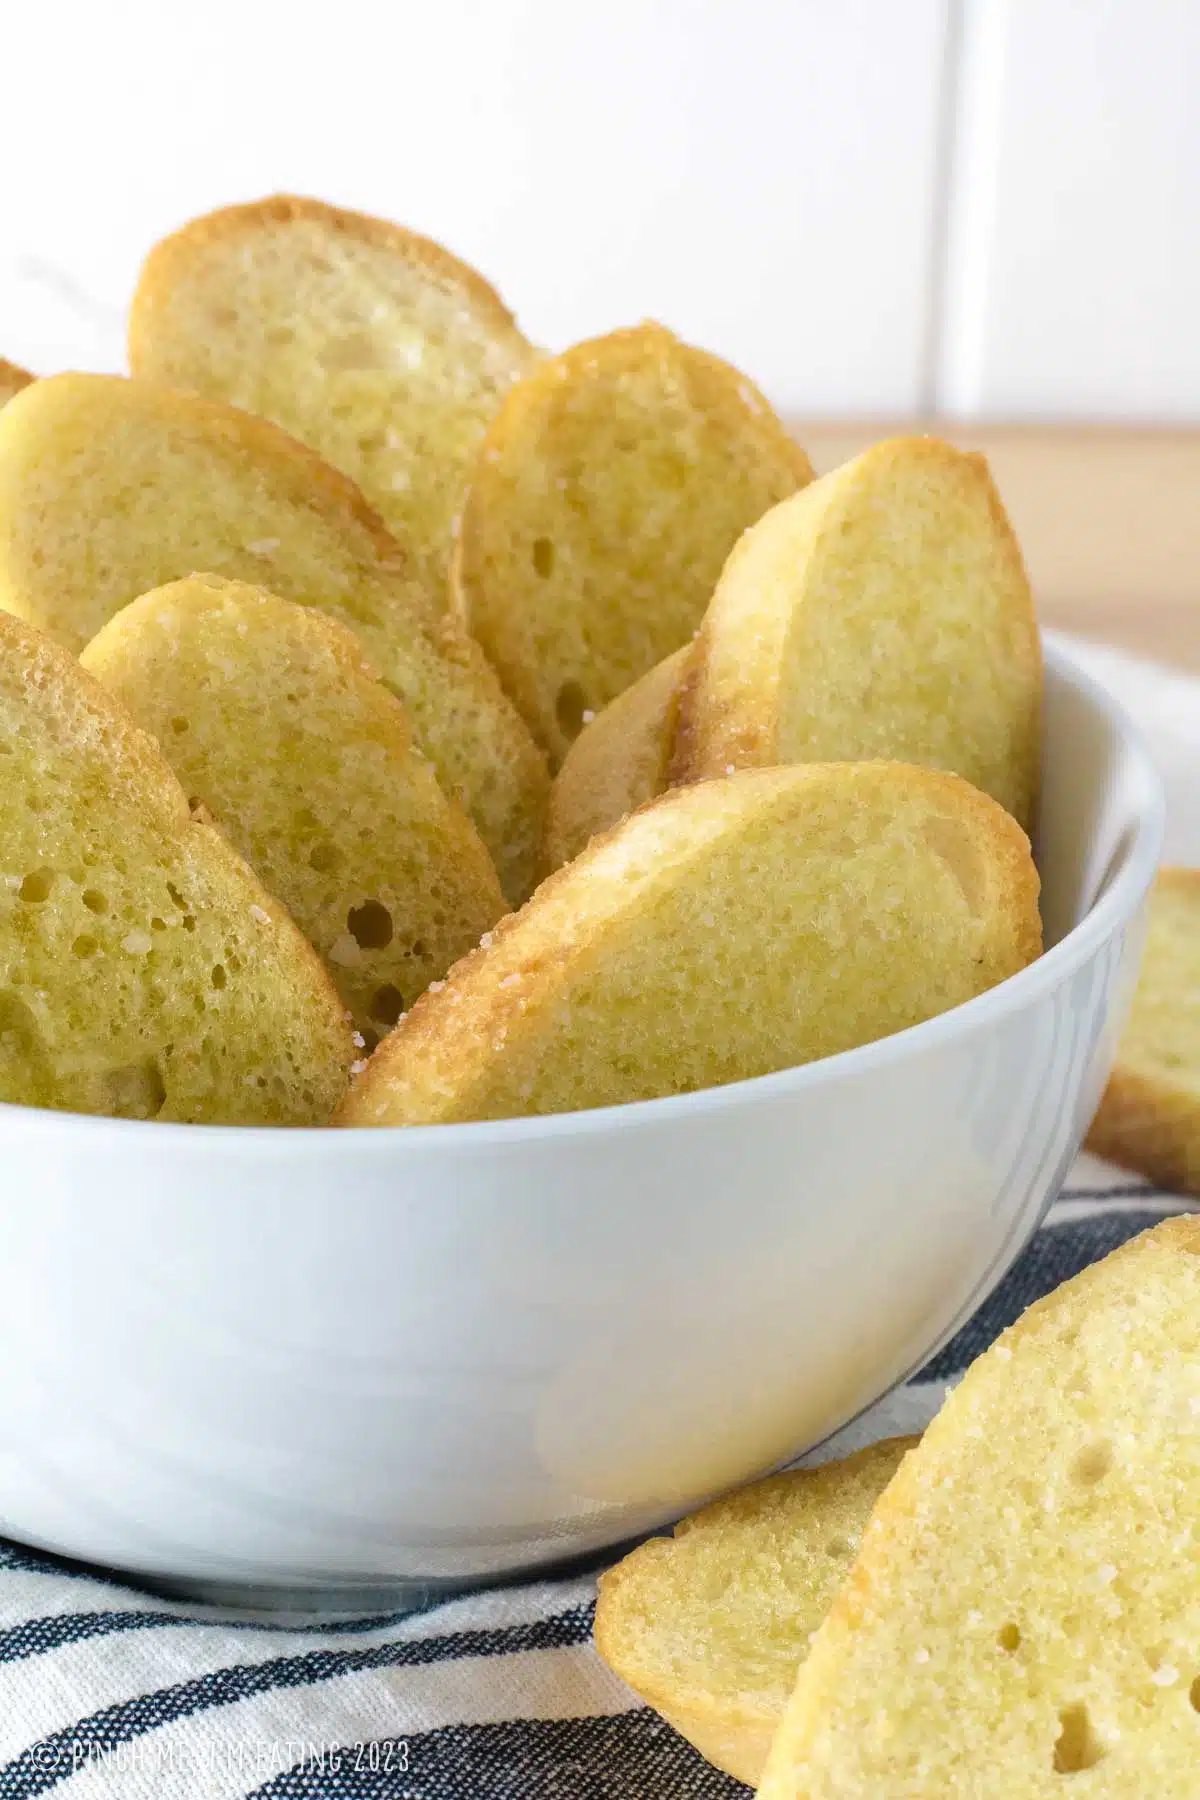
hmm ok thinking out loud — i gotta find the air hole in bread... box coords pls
[211,964,227,990]
[532,537,555,578]
[1053,1703,1105,1774]
[555,681,588,743]
[309,842,341,875]
[921,815,986,916]
[82,888,108,915]
[348,900,394,951]
[1189,1676,1200,1712]
[170,716,189,735]
[370,984,405,1027]
[997,1622,1021,1652]
[825,1536,853,1558]
[1071,1440,1114,1486]
[71,935,99,959]
[18,868,55,903]
[0,990,42,1057]
[98,1059,167,1122]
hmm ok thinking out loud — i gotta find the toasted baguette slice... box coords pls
[129,195,536,601]
[82,576,506,1044]
[1087,868,1200,1192]
[673,437,1041,831]
[759,1216,1200,1799]
[543,646,688,872]
[339,762,1041,1126]
[453,323,814,766]
[0,373,547,901]
[0,611,350,1123]
[594,1438,916,1786]
[0,358,32,407]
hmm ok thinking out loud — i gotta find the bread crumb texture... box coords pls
[128,194,535,602]
[453,322,814,766]
[0,611,351,1123]
[339,761,1041,1125]
[1088,868,1200,1192]
[758,1215,1200,1799]
[674,436,1041,830]
[594,1437,915,1786]
[542,645,689,872]
[0,373,548,902]
[82,576,506,1045]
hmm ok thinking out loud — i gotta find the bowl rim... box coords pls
[0,637,1165,1155]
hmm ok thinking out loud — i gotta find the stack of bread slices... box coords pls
[0,193,1188,1154]
[596,1215,1200,1796]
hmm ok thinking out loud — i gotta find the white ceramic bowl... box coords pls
[0,640,1163,1609]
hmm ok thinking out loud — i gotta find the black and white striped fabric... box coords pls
[0,1157,1188,1800]
[3,635,1195,1798]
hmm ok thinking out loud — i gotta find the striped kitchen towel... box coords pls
[0,633,1195,1799]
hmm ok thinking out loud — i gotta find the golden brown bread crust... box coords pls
[82,574,507,1044]
[757,1215,1200,1799]
[339,761,1042,1126]
[0,372,548,901]
[451,322,814,766]
[0,609,352,1123]
[1086,867,1200,1193]
[1086,1067,1200,1192]
[671,436,1041,831]
[594,1437,919,1787]
[129,193,526,373]
[129,374,418,595]
[0,358,33,405]
[541,645,688,873]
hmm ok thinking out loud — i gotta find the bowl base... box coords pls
[133,1569,475,1621]
[84,1534,640,1623]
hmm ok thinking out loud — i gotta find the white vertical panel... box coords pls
[0,0,951,413]
[938,0,1200,418]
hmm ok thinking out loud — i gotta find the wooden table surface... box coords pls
[795,424,1200,675]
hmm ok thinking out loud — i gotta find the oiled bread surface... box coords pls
[674,436,1041,830]
[594,1437,915,1786]
[0,372,547,901]
[1087,866,1200,1192]
[0,610,350,1123]
[341,761,1041,1125]
[129,195,535,600]
[454,322,814,766]
[759,1215,1200,1799]
[543,645,688,872]
[82,576,506,1044]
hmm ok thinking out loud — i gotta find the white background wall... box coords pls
[1,0,1195,420]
